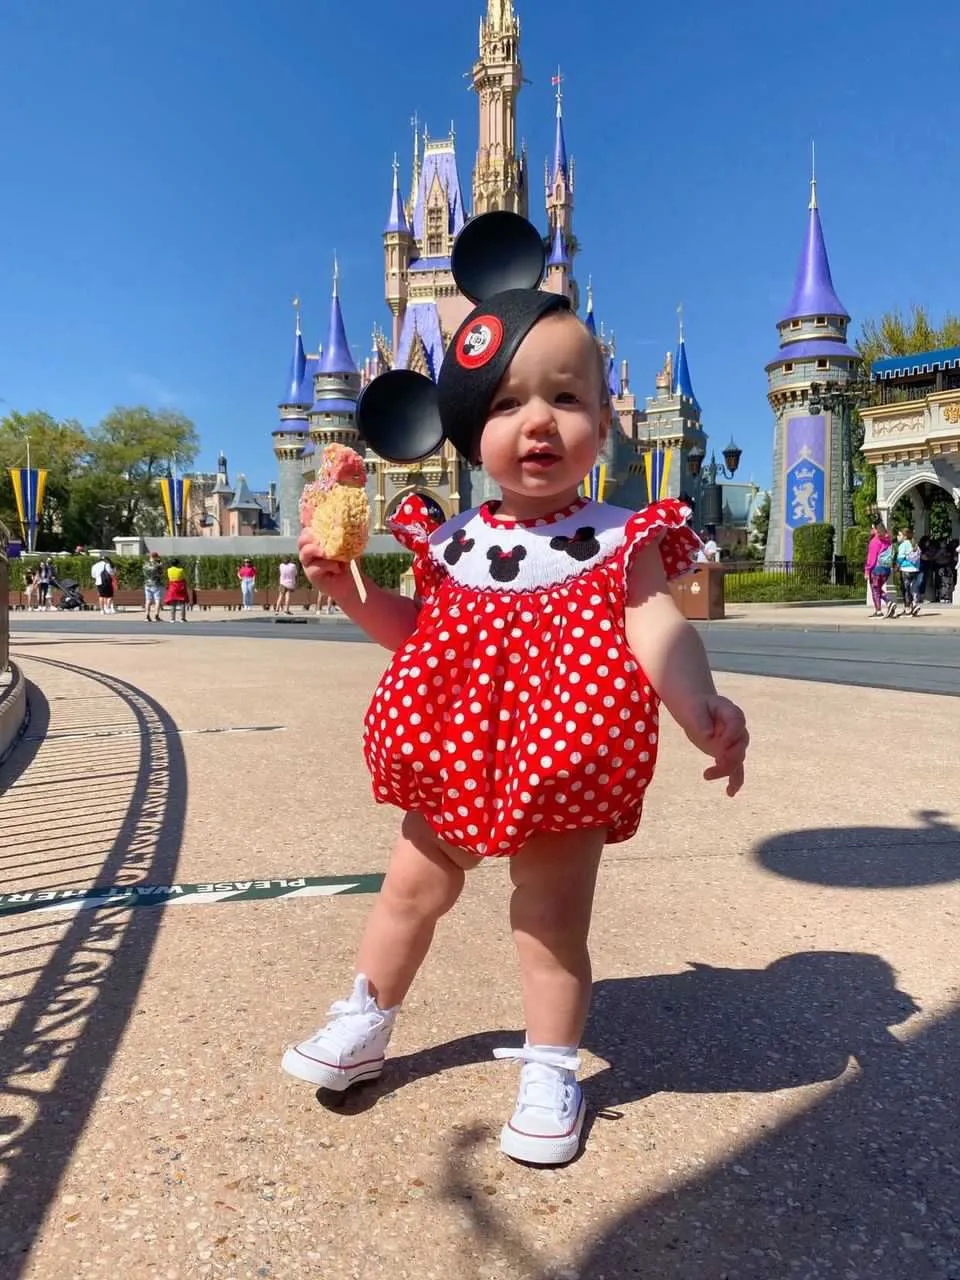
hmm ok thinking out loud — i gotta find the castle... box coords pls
[271,0,713,551]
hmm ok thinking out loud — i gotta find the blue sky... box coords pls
[1,0,957,492]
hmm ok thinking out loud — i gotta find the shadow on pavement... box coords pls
[0,657,187,1276]
[755,809,960,888]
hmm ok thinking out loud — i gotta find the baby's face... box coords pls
[479,313,609,514]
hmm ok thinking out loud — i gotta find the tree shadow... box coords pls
[0,657,187,1276]
[755,809,960,888]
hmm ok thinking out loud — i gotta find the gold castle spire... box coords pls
[472,0,525,217]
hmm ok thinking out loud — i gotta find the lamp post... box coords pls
[807,379,871,543]
[685,439,742,536]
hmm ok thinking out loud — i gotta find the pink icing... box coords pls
[318,443,366,490]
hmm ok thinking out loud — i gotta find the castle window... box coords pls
[790,320,802,330]
[816,359,829,370]
[782,362,794,373]
[426,205,444,256]
[815,316,827,326]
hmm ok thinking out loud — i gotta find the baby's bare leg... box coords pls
[355,811,478,1008]
[510,830,605,1045]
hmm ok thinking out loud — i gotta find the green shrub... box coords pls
[842,526,871,570]
[5,551,413,593]
[793,523,835,565]
[724,569,863,603]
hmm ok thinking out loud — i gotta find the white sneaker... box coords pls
[494,1045,585,1165]
[281,974,396,1091]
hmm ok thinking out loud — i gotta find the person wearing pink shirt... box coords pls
[237,558,256,610]
[864,523,893,617]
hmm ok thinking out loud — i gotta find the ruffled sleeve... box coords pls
[622,498,701,583]
[387,494,447,603]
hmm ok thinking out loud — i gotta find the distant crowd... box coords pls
[864,525,958,618]
[20,553,339,619]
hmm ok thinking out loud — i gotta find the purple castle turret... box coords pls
[765,166,859,564]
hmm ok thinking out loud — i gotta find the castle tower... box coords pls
[273,301,310,537]
[544,77,577,306]
[383,155,413,358]
[765,168,858,564]
[309,258,362,453]
[471,0,527,217]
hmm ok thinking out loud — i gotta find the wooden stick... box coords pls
[349,558,367,604]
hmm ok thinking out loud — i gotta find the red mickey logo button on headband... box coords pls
[456,315,504,370]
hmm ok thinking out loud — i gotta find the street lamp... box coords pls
[806,379,872,541]
[685,440,742,534]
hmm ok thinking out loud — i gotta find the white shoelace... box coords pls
[493,1045,581,1114]
[306,977,393,1052]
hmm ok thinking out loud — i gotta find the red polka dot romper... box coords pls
[362,494,699,858]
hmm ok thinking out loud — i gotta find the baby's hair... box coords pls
[469,311,611,462]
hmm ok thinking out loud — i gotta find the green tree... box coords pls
[68,406,200,545]
[0,410,88,548]
[852,306,960,529]
[747,491,770,559]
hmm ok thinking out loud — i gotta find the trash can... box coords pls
[669,564,725,621]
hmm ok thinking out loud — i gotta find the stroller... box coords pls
[55,578,86,611]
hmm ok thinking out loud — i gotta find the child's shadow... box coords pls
[318,951,918,1129]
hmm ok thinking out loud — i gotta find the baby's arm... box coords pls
[624,543,748,796]
[299,530,418,652]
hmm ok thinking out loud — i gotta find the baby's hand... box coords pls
[298,529,350,594]
[682,695,749,797]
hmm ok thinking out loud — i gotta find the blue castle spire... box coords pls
[281,299,310,407]
[551,76,568,184]
[384,154,409,235]
[547,222,569,268]
[584,277,596,334]
[673,309,700,411]
[318,257,357,375]
[779,171,848,323]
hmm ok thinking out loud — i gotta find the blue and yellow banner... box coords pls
[159,476,191,536]
[8,467,47,552]
[643,447,672,503]
[584,462,607,502]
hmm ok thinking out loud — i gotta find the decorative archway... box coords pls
[881,472,960,538]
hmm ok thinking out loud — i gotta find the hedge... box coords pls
[4,552,413,593]
[842,526,871,571]
[793,522,835,565]
[724,570,864,603]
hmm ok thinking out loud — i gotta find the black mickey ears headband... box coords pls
[356,211,572,464]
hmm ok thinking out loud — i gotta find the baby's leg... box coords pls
[509,829,605,1045]
[355,811,478,1008]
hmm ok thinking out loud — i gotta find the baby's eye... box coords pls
[555,392,580,404]
[491,396,519,413]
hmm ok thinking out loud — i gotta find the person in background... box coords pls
[696,530,719,564]
[22,567,37,611]
[896,528,922,616]
[36,558,53,610]
[164,558,189,622]
[864,522,893,617]
[91,554,115,615]
[238,558,256,610]
[143,550,165,622]
[275,557,297,614]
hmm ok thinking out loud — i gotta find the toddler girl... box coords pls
[282,217,749,1165]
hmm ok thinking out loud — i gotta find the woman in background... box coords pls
[164,558,189,623]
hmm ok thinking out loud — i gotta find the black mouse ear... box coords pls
[451,211,546,304]
[355,369,444,464]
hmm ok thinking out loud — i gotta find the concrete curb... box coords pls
[0,663,29,768]
[699,621,960,637]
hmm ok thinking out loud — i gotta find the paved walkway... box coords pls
[1,630,959,1278]
[12,599,960,632]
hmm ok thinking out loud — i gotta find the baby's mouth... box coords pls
[520,448,561,468]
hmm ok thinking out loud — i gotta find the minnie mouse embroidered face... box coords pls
[550,527,601,562]
[486,544,527,583]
